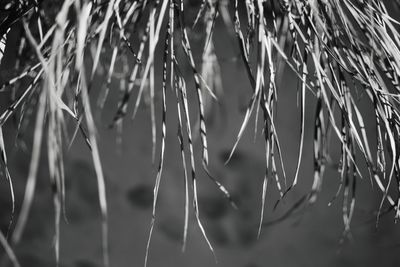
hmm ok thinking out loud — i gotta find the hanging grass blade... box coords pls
[113,1,141,63]
[80,73,110,267]
[11,86,46,246]
[192,0,207,29]
[173,72,190,251]
[149,6,156,163]
[0,230,20,267]
[91,0,115,78]
[0,69,44,126]
[178,0,210,167]
[257,173,268,238]
[176,60,215,260]
[111,18,148,125]
[0,28,10,65]
[168,1,190,251]
[131,1,169,121]
[144,17,169,267]
[97,47,118,110]
[225,0,266,164]
[310,93,325,204]
[0,62,41,93]
[0,126,15,236]
[289,48,308,194]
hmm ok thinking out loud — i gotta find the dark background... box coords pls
[0,1,399,266]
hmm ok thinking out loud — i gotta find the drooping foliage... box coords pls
[1,1,400,266]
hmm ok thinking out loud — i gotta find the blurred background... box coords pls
[0,1,400,267]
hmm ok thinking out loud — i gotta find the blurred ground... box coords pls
[1,3,400,267]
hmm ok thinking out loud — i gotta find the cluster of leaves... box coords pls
[1,0,400,266]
